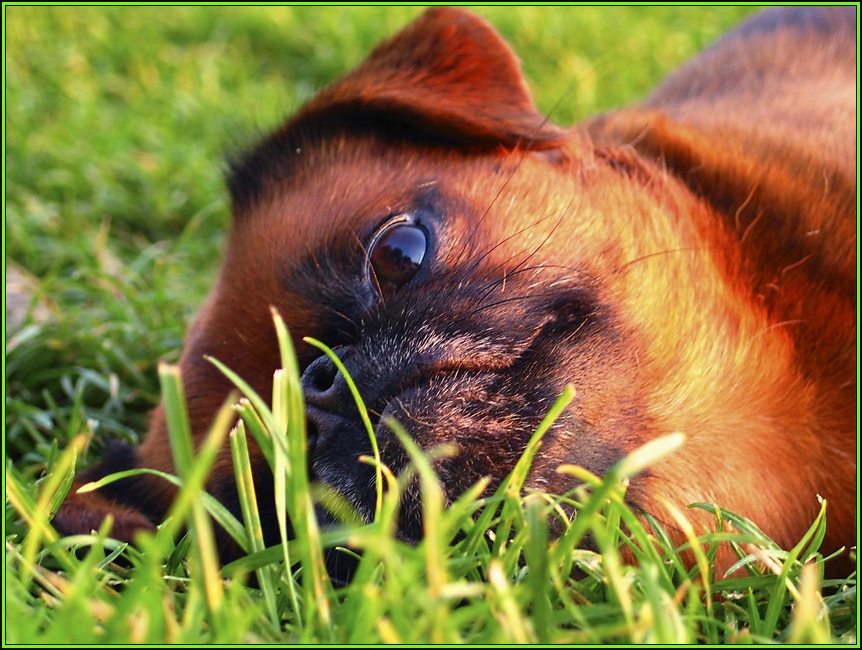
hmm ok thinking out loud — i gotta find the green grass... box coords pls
[5,5,856,644]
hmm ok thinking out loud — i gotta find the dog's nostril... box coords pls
[304,354,339,393]
[301,349,353,412]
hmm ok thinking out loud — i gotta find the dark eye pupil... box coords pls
[370,223,428,288]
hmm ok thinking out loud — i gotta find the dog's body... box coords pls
[56,7,857,577]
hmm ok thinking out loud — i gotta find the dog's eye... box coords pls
[369,222,428,288]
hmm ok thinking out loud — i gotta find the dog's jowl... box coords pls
[55,7,856,577]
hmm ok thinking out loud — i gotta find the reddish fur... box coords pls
[54,7,856,578]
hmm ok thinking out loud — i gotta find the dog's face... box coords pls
[59,7,855,576]
[206,136,652,535]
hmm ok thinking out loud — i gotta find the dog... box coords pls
[55,6,857,579]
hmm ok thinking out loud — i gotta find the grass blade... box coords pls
[273,311,332,636]
[229,420,279,628]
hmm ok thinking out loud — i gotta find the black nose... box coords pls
[301,350,350,410]
[301,350,354,454]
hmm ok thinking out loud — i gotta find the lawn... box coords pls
[5,5,856,644]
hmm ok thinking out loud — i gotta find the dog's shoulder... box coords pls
[647,6,855,108]
[587,7,856,288]
[592,7,855,168]
[642,6,856,173]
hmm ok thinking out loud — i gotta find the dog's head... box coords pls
[172,8,677,535]
[167,7,789,535]
[60,8,854,576]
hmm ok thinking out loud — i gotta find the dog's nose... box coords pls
[301,350,350,411]
[301,350,355,454]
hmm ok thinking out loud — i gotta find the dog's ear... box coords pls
[291,7,566,149]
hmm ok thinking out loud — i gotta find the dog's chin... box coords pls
[309,424,459,587]
[309,504,362,586]
[309,457,428,587]
[306,396,447,541]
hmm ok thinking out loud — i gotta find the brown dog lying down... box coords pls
[55,7,856,578]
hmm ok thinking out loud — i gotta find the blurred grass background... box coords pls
[5,4,758,489]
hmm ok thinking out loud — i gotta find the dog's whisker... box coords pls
[602,246,711,279]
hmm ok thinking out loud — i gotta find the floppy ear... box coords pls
[291,7,567,149]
